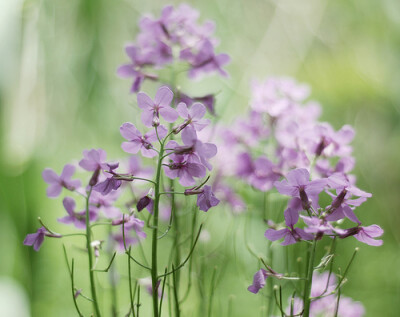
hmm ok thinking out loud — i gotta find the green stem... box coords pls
[151,141,165,317]
[85,187,101,317]
[172,265,181,317]
[171,178,181,293]
[128,248,136,317]
[303,239,317,317]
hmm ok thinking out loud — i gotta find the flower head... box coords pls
[42,164,81,198]
[58,197,98,229]
[137,86,178,127]
[23,227,60,251]
[120,122,167,158]
[196,185,220,212]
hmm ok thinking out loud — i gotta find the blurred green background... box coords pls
[1,0,400,316]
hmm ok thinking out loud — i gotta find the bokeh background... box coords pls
[1,0,400,316]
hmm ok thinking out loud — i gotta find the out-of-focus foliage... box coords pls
[1,0,399,316]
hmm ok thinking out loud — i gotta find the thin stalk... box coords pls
[279,286,283,317]
[62,246,83,317]
[207,266,218,317]
[151,139,165,317]
[172,265,180,317]
[336,248,358,289]
[85,187,101,317]
[128,247,135,317]
[158,268,168,317]
[171,178,181,293]
[136,285,141,317]
[334,287,341,317]
[302,239,317,317]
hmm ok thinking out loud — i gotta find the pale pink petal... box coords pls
[61,164,76,180]
[159,106,178,123]
[120,123,141,140]
[117,65,136,78]
[286,168,309,186]
[141,109,154,127]
[42,169,59,184]
[137,92,154,110]
[264,228,288,241]
[121,141,142,154]
[189,102,206,119]
[47,184,62,198]
[155,86,173,108]
[63,197,76,216]
[176,102,189,119]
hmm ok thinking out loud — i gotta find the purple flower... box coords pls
[274,168,327,210]
[180,40,230,78]
[237,153,281,191]
[247,269,268,294]
[325,173,371,223]
[58,197,98,229]
[23,227,61,251]
[90,190,121,218]
[42,164,81,198]
[264,208,314,245]
[248,266,283,294]
[120,123,167,158]
[251,77,310,116]
[117,45,158,93]
[196,185,220,212]
[112,215,147,250]
[340,225,383,246]
[93,177,122,196]
[127,156,153,180]
[79,149,108,171]
[93,163,122,195]
[137,86,178,127]
[163,154,206,187]
[176,102,210,131]
[137,195,152,212]
[177,92,215,115]
[175,127,217,170]
[302,216,345,239]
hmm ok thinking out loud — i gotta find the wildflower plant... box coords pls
[24,4,225,317]
[211,77,383,316]
[23,5,383,317]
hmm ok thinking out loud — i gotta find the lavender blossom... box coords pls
[176,102,210,132]
[196,185,220,212]
[274,168,327,210]
[180,40,230,78]
[265,208,314,245]
[340,225,383,246]
[58,197,98,229]
[137,86,178,127]
[120,122,167,158]
[23,227,60,251]
[163,153,206,187]
[42,164,81,198]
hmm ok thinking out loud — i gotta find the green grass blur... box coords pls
[1,0,400,316]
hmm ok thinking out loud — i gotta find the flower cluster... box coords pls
[117,4,230,99]
[248,272,365,316]
[210,78,356,209]
[24,86,219,252]
[265,168,382,247]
